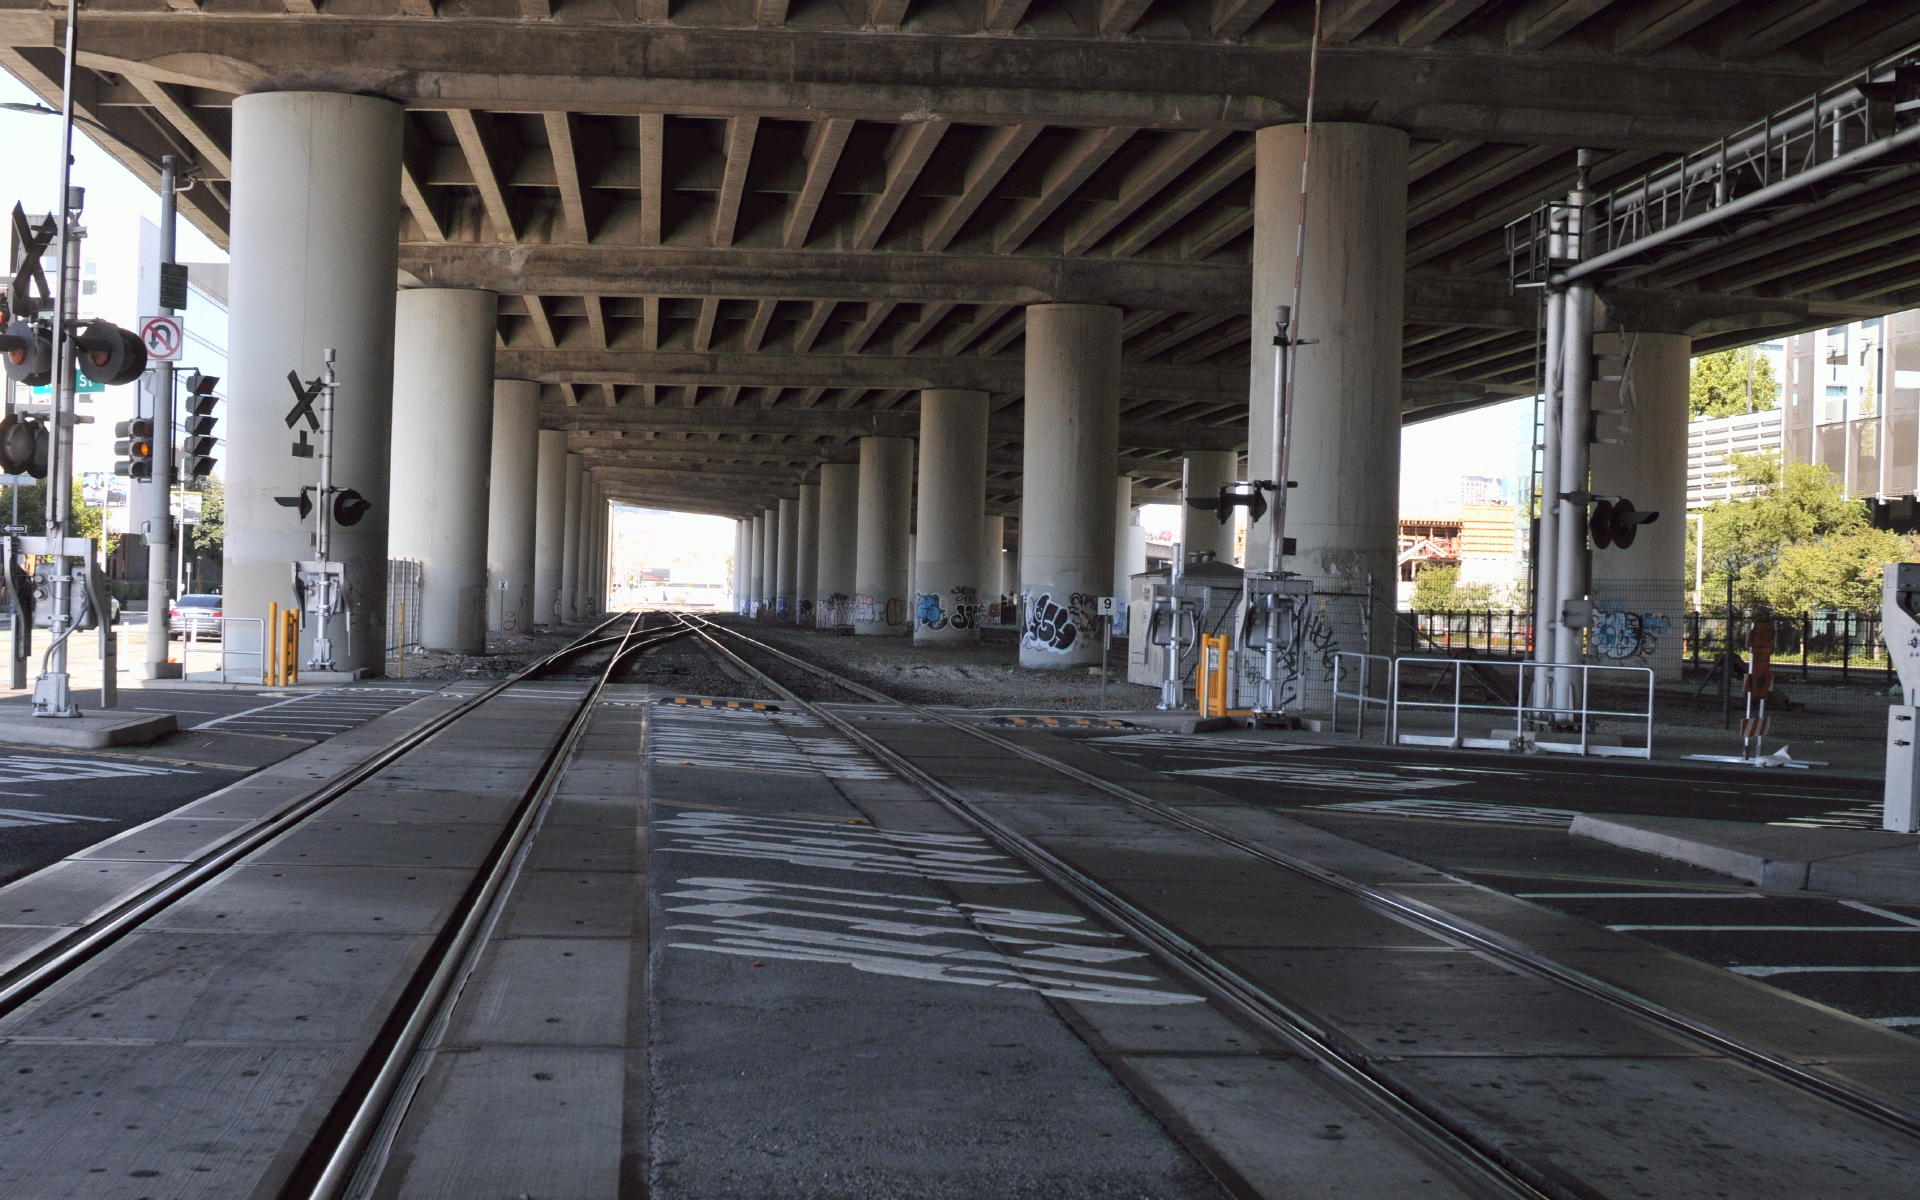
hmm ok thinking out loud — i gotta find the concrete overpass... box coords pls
[4,0,1917,661]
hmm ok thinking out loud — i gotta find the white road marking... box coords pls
[1730,966,1920,976]
[1608,925,1920,933]
[0,755,197,787]
[664,875,1200,1006]
[1841,900,1920,929]
[647,706,891,779]
[1175,762,1473,792]
[656,812,1031,885]
[1307,797,1577,827]
[1097,733,1327,754]
[1519,892,1760,900]
[1872,1016,1920,1027]
[0,808,117,829]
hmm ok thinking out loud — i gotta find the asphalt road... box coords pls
[1049,728,1917,1035]
[0,683,443,887]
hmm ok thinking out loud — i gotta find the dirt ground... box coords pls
[381,618,612,682]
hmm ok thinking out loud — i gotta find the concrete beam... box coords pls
[542,406,1251,451]
[499,347,1243,404]
[41,15,1831,148]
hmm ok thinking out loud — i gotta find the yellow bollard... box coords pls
[267,602,280,686]
[282,608,299,687]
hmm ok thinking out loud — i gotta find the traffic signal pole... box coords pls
[142,155,180,680]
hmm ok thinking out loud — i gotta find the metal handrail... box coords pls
[1332,652,1392,742]
[1388,656,1655,759]
[216,616,265,685]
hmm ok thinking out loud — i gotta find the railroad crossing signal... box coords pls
[114,418,154,481]
[1590,497,1659,550]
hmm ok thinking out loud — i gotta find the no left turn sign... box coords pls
[138,315,184,362]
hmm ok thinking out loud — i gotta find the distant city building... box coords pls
[1782,317,1916,505]
[1687,409,1784,509]
[1459,475,1510,505]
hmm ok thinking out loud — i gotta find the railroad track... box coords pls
[673,612,1920,1200]
[0,612,685,1200]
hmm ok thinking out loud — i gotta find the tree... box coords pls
[4,479,106,545]
[1690,348,1780,419]
[1409,565,1458,610]
[1766,527,1917,613]
[193,477,224,557]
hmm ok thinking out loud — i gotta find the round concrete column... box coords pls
[1590,330,1691,680]
[749,515,767,617]
[534,431,567,627]
[388,288,495,653]
[913,390,987,645]
[979,514,1005,626]
[226,92,402,675]
[1112,474,1135,602]
[1248,123,1406,641]
[854,437,914,636]
[487,381,540,635]
[1019,304,1120,668]
[733,520,748,612]
[775,497,799,623]
[1181,450,1238,564]
[582,480,602,616]
[796,483,820,626]
[760,506,779,618]
[816,463,859,628]
[560,454,584,623]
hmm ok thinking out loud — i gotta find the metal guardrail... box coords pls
[1387,656,1655,759]
[1331,652,1393,742]
[217,616,265,685]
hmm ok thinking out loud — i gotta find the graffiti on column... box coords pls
[886,597,905,627]
[916,587,980,632]
[820,594,850,627]
[1021,590,1096,655]
[798,598,815,625]
[776,597,792,623]
[500,583,529,633]
[1590,606,1672,664]
[853,593,880,625]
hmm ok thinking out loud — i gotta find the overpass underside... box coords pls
[3,1,1919,659]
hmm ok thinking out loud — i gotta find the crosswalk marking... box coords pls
[1308,796,1580,827]
[0,807,117,829]
[1175,761,1471,793]
[194,687,433,739]
[0,755,197,787]
[647,704,891,779]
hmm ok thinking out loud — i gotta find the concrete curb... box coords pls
[0,712,178,750]
[1572,813,1920,902]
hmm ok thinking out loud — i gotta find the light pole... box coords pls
[142,155,181,679]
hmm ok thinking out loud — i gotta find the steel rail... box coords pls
[676,615,1555,1200]
[294,611,657,1200]
[690,615,1920,1145]
[0,612,630,1022]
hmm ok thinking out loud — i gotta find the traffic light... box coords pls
[333,488,371,527]
[181,372,219,479]
[1590,497,1659,549]
[114,418,154,481]
[1,319,50,387]
[74,319,147,387]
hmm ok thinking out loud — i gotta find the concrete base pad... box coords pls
[0,710,177,749]
[1573,813,1920,901]
[1111,710,1236,734]
[135,662,184,680]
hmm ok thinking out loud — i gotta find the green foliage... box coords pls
[193,477,224,556]
[4,479,106,546]
[1686,453,1916,612]
[1690,348,1780,418]
[1409,565,1504,610]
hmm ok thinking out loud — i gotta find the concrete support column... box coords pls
[560,454,584,623]
[775,497,798,623]
[1112,474,1134,605]
[796,483,820,627]
[1589,330,1691,680]
[584,480,602,616]
[388,288,495,653]
[979,514,1005,626]
[1181,450,1239,564]
[1248,123,1406,655]
[1019,304,1120,668]
[533,430,567,628]
[225,92,402,675]
[749,515,767,618]
[760,506,779,618]
[486,381,540,635]
[816,464,859,628]
[734,521,748,612]
[854,437,914,636]
[913,390,988,645]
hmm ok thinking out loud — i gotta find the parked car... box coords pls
[170,593,223,640]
